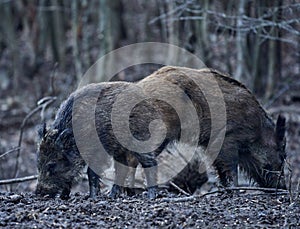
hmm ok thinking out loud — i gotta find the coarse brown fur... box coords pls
[137,66,286,189]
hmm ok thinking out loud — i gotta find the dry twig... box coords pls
[225,186,288,193]
[49,63,58,95]
[0,175,38,185]
[13,96,57,179]
[0,147,20,159]
[160,186,289,203]
[169,181,191,196]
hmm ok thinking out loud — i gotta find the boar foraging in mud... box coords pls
[36,116,100,199]
[36,66,287,199]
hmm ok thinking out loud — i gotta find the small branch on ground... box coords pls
[0,175,38,185]
[225,186,288,193]
[160,186,289,203]
[169,181,191,196]
[160,195,196,203]
[161,189,220,203]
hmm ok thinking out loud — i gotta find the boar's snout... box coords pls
[268,176,286,190]
[35,183,60,198]
[278,180,287,190]
[262,164,286,190]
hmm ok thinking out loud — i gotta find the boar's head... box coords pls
[36,123,84,199]
[261,115,287,189]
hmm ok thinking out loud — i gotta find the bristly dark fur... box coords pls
[52,95,74,132]
[276,114,286,144]
[37,122,47,139]
[139,66,286,189]
[204,68,276,127]
[36,93,87,199]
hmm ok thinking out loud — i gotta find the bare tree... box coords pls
[93,0,123,82]
[235,0,246,82]
[1,1,20,89]
[71,0,83,82]
[150,0,300,99]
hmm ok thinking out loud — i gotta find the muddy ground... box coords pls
[1,190,300,228]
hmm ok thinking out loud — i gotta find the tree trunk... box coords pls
[250,1,269,97]
[265,0,282,100]
[166,0,180,65]
[197,0,211,66]
[2,2,20,89]
[47,0,66,69]
[37,0,48,62]
[71,0,83,82]
[234,0,245,82]
[93,0,122,82]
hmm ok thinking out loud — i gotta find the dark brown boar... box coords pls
[36,96,100,199]
[36,82,163,199]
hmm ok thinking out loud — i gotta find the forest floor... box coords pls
[0,189,300,228]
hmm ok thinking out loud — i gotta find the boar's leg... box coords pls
[127,167,137,193]
[135,152,158,199]
[110,154,130,198]
[60,182,72,200]
[87,167,100,198]
[214,147,239,188]
[144,166,157,199]
[214,163,238,188]
[231,164,238,186]
[110,184,122,198]
[187,171,209,194]
[126,155,139,196]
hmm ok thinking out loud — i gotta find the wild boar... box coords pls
[36,82,163,199]
[136,66,286,189]
[36,97,100,199]
[36,66,287,200]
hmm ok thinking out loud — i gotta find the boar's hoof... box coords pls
[89,185,100,199]
[60,188,71,200]
[109,184,122,198]
[147,186,157,199]
[89,190,98,199]
[125,187,136,197]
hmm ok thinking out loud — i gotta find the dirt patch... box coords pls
[1,191,299,228]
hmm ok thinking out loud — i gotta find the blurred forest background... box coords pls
[0,0,299,193]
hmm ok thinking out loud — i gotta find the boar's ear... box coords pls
[275,114,286,147]
[38,122,47,139]
[55,128,74,149]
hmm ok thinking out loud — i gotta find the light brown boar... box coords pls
[136,66,286,189]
